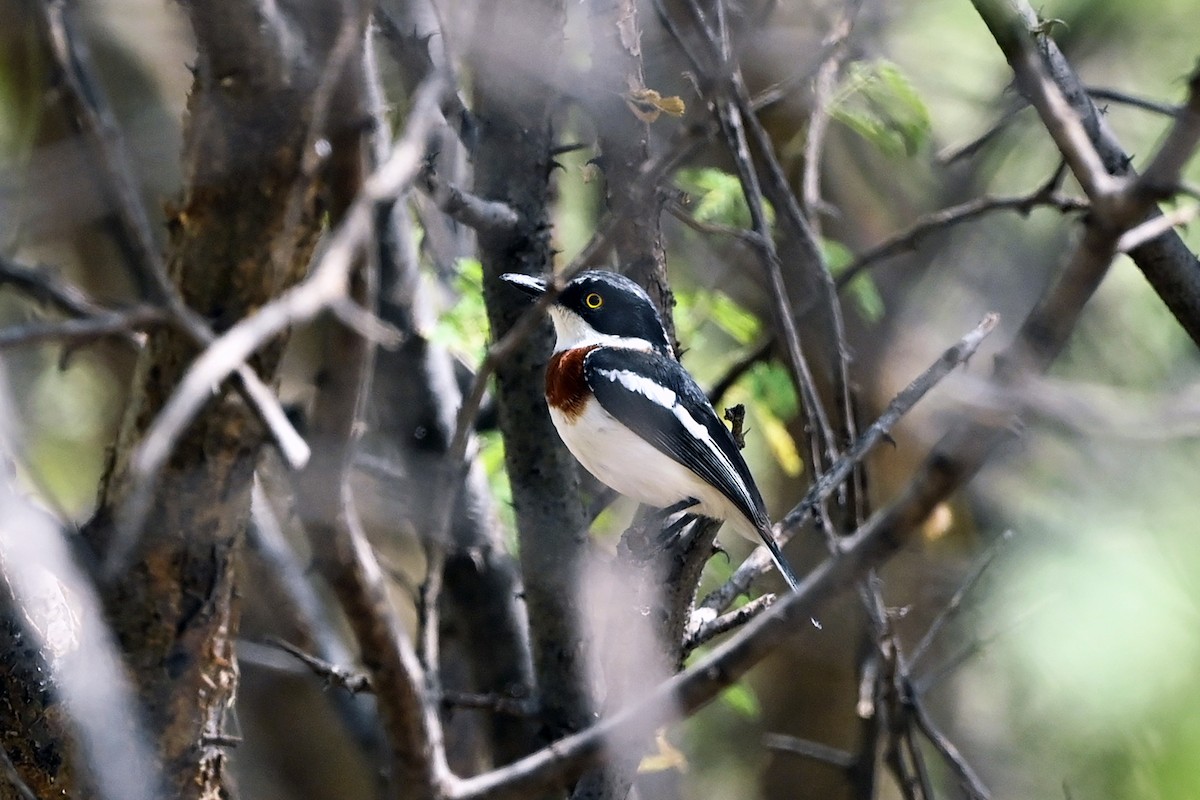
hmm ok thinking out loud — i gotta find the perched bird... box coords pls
[500,269,799,590]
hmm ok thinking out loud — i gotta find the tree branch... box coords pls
[34,0,308,471]
[972,0,1200,347]
[835,180,1088,291]
[702,313,1000,612]
[110,77,445,569]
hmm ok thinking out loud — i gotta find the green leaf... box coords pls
[430,258,489,361]
[719,682,762,719]
[740,361,799,421]
[707,291,762,346]
[674,167,774,230]
[751,404,804,477]
[824,238,885,323]
[830,59,931,158]
[845,274,885,323]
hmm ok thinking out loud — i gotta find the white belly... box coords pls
[549,400,756,541]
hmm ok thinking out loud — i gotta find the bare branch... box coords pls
[1087,86,1180,117]
[909,530,1015,668]
[0,257,112,318]
[907,686,991,800]
[112,77,446,563]
[34,0,308,472]
[449,440,1006,800]
[683,592,775,652]
[762,733,856,770]
[707,336,774,407]
[703,313,1000,612]
[442,690,540,719]
[38,0,166,301]
[972,9,1121,201]
[971,0,1200,346]
[421,167,520,233]
[801,1,862,224]
[267,637,374,694]
[1116,201,1200,252]
[0,306,166,349]
[836,184,1088,291]
[1133,68,1200,197]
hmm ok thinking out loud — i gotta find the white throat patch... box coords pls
[548,307,657,353]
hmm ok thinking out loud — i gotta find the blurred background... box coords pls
[2,0,1200,798]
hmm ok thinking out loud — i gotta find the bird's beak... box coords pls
[499,273,548,298]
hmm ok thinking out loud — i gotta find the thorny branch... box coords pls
[701,313,1000,613]
[112,77,447,565]
[0,255,168,348]
[835,178,1088,290]
[34,0,309,473]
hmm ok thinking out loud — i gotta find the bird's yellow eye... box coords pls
[585,292,604,309]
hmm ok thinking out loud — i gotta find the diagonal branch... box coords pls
[972,0,1200,347]
[835,181,1088,291]
[702,313,1000,612]
[35,0,309,471]
[109,77,446,569]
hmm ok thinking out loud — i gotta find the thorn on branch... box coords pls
[420,164,520,235]
[266,637,374,694]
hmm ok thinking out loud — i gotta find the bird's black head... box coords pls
[501,270,672,354]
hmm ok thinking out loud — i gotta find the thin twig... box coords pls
[702,313,1000,612]
[1087,86,1179,117]
[1004,36,1122,201]
[666,0,842,477]
[442,690,539,719]
[665,196,766,250]
[421,167,520,233]
[801,1,861,225]
[909,530,1014,668]
[0,257,110,317]
[836,184,1088,290]
[938,101,1029,165]
[762,733,856,770]
[0,306,166,349]
[448,436,1006,800]
[906,683,991,800]
[707,336,774,407]
[683,592,775,652]
[913,594,1056,695]
[266,637,374,694]
[1117,199,1200,249]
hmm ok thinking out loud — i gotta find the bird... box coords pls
[500,269,800,590]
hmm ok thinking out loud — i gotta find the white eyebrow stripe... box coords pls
[594,366,753,502]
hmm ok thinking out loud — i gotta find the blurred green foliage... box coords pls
[830,59,932,159]
[430,257,489,362]
[676,167,774,230]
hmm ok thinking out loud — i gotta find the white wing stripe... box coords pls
[595,366,754,502]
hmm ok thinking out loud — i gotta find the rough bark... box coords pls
[468,0,596,748]
[76,3,369,797]
[585,0,675,346]
[367,197,543,769]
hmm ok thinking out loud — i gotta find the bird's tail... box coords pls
[756,524,800,591]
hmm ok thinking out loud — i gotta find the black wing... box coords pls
[583,347,769,531]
